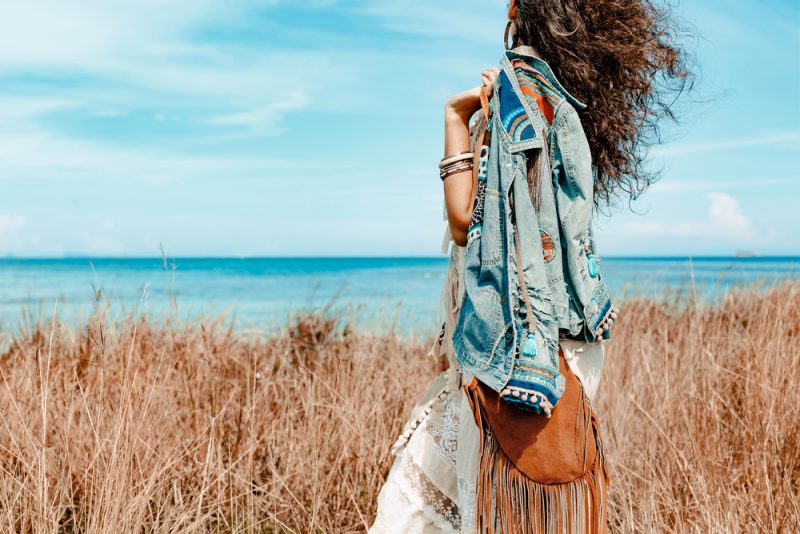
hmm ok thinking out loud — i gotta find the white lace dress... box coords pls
[369,244,605,534]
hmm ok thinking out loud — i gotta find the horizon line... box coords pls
[2,255,799,261]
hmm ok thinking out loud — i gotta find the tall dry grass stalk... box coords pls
[0,282,798,533]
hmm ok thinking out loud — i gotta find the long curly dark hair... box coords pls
[512,0,692,203]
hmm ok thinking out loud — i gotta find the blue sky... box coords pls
[0,0,798,257]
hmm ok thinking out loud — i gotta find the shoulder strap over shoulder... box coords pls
[470,88,492,187]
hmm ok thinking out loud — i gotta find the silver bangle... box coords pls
[438,152,474,169]
[440,161,474,181]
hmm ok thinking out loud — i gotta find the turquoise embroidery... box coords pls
[498,70,536,143]
[588,253,599,278]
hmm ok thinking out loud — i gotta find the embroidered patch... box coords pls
[476,145,489,182]
[512,60,565,126]
[499,70,536,143]
[540,229,556,262]
[467,225,482,246]
[466,146,490,247]
[585,282,612,331]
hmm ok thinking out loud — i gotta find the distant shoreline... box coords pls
[3,255,800,262]
[1,256,797,335]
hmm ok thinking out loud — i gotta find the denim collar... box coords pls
[506,46,588,111]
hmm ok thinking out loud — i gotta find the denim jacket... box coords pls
[452,48,617,398]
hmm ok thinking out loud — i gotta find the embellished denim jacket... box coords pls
[452,48,617,403]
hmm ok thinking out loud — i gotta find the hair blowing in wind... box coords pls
[512,0,692,203]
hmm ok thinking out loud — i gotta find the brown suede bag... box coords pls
[465,348,608,533]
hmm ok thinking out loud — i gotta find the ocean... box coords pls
[1,256,798,336]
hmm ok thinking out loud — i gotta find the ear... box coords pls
[508,0,518,20]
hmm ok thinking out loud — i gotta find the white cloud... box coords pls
[0,2,337,143]
[0,0,468,188]
[0,93,338,183]
[626,192,754,241]
[0,0,225,68]
[207,92,309,130]
[0,128,337,183]
[0,98,80,121]
[652,131,800,158]
[705,192,753,237]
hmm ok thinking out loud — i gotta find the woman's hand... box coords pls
[445,67,500,125]
[481,67,500,100]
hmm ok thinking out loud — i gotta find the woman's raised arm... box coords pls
[442,68,499,246]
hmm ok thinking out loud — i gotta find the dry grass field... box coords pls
[0,281,799,533]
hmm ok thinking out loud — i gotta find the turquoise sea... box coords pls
[1,257,798,335]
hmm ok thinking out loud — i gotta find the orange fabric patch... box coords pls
[540,229,556,262]
[512,60,563,126]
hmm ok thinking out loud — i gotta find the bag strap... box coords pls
[467,89,492,225]
[471,88,491,184]
[471,116,489,185]
[512,127,550,359]
[479,86,491,120]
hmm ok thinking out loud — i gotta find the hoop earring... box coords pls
[504,20,516,50]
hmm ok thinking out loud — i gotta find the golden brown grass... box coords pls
[0,281,798,533]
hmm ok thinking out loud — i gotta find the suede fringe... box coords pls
[474,398,609,534]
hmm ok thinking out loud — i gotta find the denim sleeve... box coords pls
[551,104,613,342]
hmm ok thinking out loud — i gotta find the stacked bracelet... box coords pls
[439,152,474,181]
[440,161,474,181]
[439,151,473,169]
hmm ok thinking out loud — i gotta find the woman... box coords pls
[371,1,689,532]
